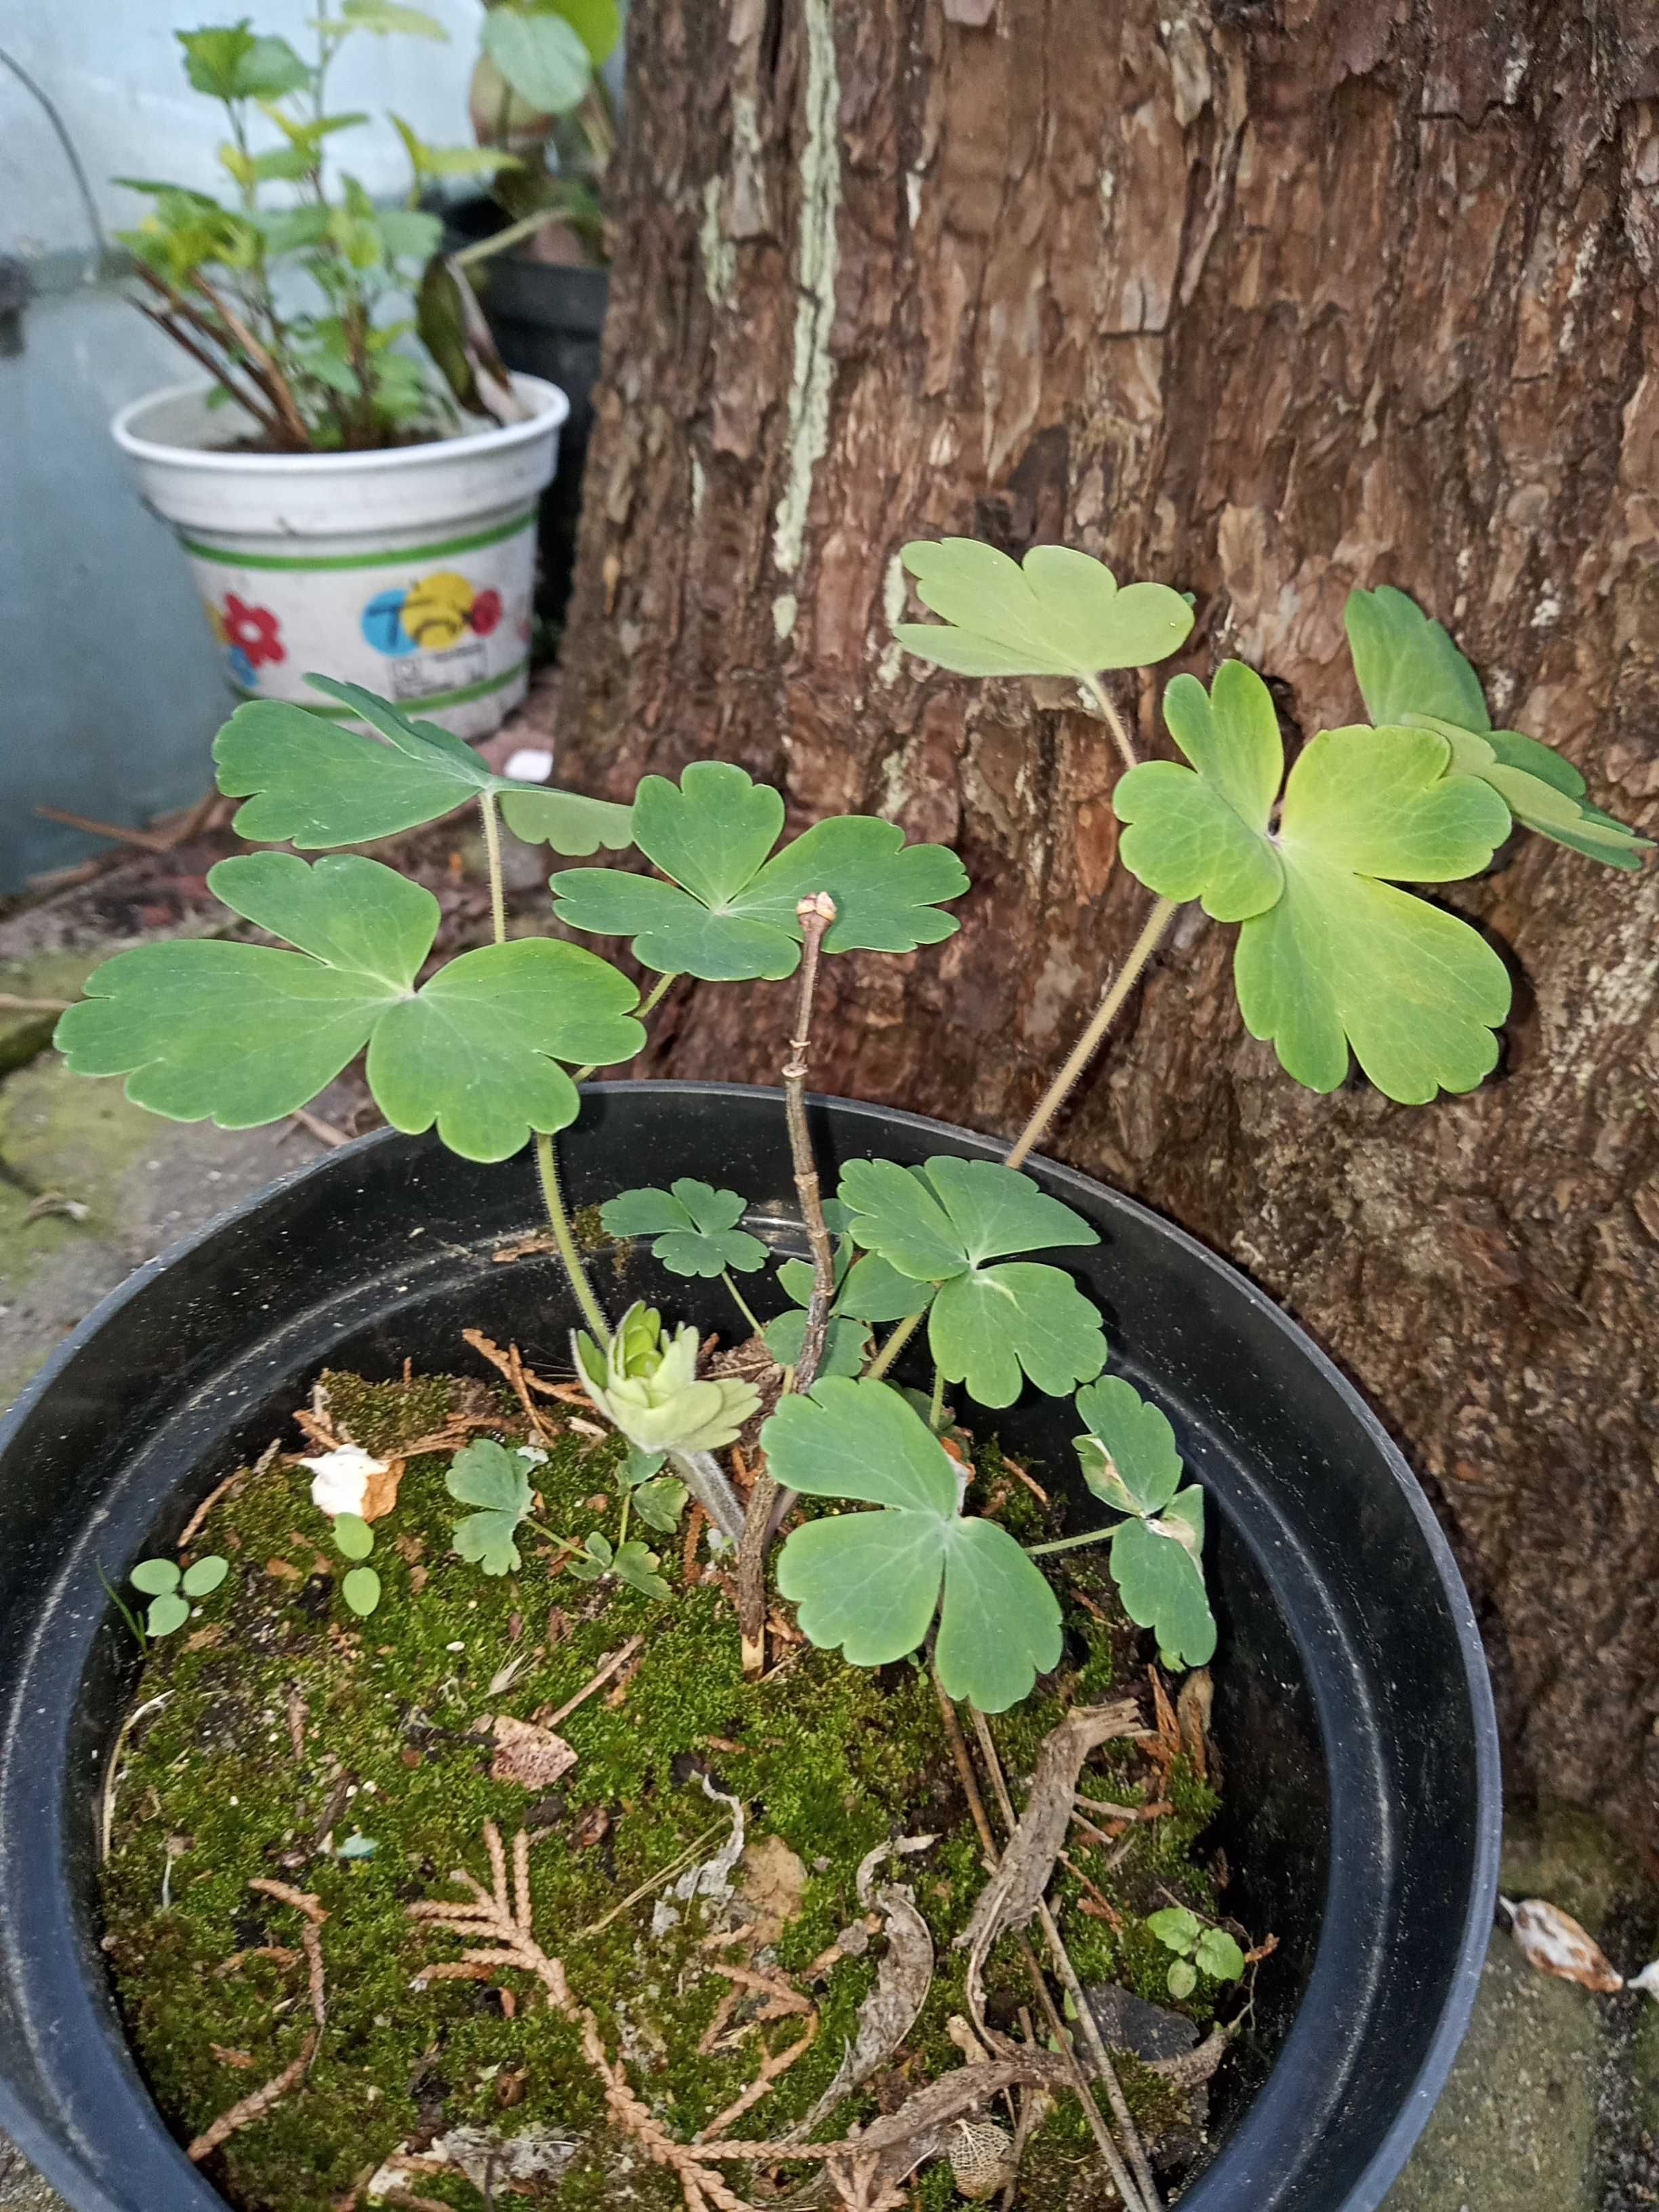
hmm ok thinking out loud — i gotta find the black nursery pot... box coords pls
[0,1084,1498,2212]
[443,198,607,628]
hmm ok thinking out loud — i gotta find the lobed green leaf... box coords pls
[895,539,1194,681]
[1073,1376,1182,1517]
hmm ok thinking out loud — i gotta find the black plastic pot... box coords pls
[445,198,607,628]
[0,1084,1498,2212]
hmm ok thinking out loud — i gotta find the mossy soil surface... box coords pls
[101,1367,1244,2212]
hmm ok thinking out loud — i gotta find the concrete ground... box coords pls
[1,923,1654,2212]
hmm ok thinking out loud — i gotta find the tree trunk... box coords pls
[554,0,1659,1834]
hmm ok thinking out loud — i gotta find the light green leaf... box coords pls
[566,1532,613,1582]
[611,1540,674,1600]
[180,1555,229,1597]
[1345,585,1491,733]
[544,0,621,63]
[453,1512,525,1575]
[332,1513,374,1561]
[1147,1906,1200,1956]
[1234,857,1511,1102]
[335,0,448,35]
[769,1379,1063,1710]
[1195,1927,1245,1981]
[480,6,592,112]
[374,207,443,263]
[630,1477,688,1534]
[1167,1959,1198,2001]
[621,1444,669,1487]
[214,686,634,855]
[1115,662,1286,920]
[1279,724,1511,882]
[836,1252,931,1325]
[599,1180,767,1278]
[447,1438,533,1515]
[1073,1377,1181,1517]
[930,1263,1107,1408]
[1345,588,1652,870]
[146,1592,192,1638]
[895,539,1194,680]
[178,26,312,100]
[342,1565,382,1616]
[57,850,644,1162]
[1109,1512,1216,1668]
[551,764,966,981]
[131,1559,180,1597]
[922,1155,1097,1267]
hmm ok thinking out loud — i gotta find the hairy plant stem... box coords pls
[478,791,508,947]
[1080,672,1139,776]
[928,1364,947,1430]
[1004,897,1177,1172]
[930,1668,1147,2212]
[672,1450,747,1547]
[721,1271,763,1335]
[1025,1526,1116,1559]
[966,1705,1162,2212]
[863,1308,926,1380]
[534,1131,610,1347]
[737,895,838,1671]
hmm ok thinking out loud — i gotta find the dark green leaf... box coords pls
[611,1540,674,1599]
[56,853,644,1162]
[550,764,966,981]
[929,1263,1107,1408]
[599,1180,767,1278]
[447,1438,533,1515]
[630,1476,688,1534]
[761,1307,870,1378]
[214,687,634,855]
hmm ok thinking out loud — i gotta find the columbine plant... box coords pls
[57,537,1649,1719]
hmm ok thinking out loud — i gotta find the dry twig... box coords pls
[188,1887,326,2160]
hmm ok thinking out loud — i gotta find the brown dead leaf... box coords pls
[573,1805,609,1849]
[787,1837,935,2138]
[211,2045,255,2070]
[1509,1898,1624,1992]
[264,1558,302,1582]
[489,1715,577,1791]
[1176,1668,1212,1781]
[359,1457,404,1523]
[737,1835,808,1947]
[185,1625,226,1651]
[392,1533,426,1564]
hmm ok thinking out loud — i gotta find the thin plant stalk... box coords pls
[928,1364,946,1431]
[534,1131,610,1348]
[721,1271,763,1336]
[1025,1526,1116,1559]
[736,894,838,1669]
[478,791,508,946]
[1004,896,1176,1172]
[966,1704,1163,2212]
[863,1307,926,1380]
[1080,672,1139,776]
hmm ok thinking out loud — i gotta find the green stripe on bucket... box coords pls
[234,657,531,716]
[182,506,538,572]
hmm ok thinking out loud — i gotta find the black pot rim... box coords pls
[0,1083,1501,2212]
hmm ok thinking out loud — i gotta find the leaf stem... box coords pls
[928,1364,947,1431]
[1004,896,1176,1171]
[737,893,838,1671]
[720,1270,763,1336]
[525,1519,582,1557]
[572,970,677,1084]
[616,1489,631,1547]
[478,791,508,947]
[1025,1524,1117,1558]
[534,1131,611,1348]
[1080,672,1139,775]
[863,1308,926,1380]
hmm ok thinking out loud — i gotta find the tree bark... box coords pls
[554,0,1659,1834]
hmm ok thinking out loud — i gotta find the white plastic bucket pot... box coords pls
[110,375,568,739]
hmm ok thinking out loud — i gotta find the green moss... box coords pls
[101,1370,1240,2212]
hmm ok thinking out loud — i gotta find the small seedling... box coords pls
[129,1555,229,1638]
[446,1438,546,1575]
[328,1512,381,1618]
[1147,1906,1246,2000]
[565,1532,674,1601]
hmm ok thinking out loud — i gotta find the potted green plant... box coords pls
[110,10,569,737]
[0,548,1647,2212]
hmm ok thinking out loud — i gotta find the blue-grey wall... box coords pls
[0,2,478,889]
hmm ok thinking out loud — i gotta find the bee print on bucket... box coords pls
[361,569,507,701]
